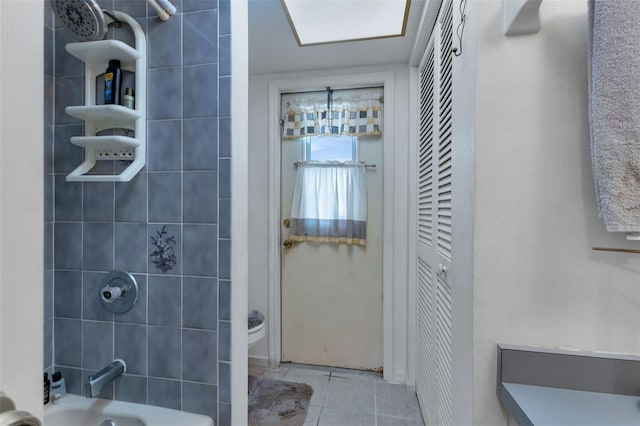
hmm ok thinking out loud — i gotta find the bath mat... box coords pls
[248,375,313,426]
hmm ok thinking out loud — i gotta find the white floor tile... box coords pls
[318,407,376,426]
[304,404,322,425]
[375,382,423,421]
[286,366,332,377]
[323,375,375,413]
[377,414,424,426]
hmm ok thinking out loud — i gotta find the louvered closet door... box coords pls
[416,0,454,425]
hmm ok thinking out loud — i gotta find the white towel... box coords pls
[589,0,640,234]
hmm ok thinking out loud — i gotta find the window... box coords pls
[305,135,358,162]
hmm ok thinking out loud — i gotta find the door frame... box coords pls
[267,71,404,382]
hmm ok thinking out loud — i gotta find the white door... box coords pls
[416,1,455,425]
[280,89,384,370]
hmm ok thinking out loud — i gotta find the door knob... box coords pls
[437,264,448,275]
[283,239,294,249]
[283,218,291,228]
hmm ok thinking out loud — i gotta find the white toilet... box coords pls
[248,310,266,349]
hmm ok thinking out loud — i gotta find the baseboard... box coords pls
[249,356,270,367]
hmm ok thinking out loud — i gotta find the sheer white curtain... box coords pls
[290,162,367,245]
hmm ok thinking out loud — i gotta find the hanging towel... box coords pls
[589,0,640,235]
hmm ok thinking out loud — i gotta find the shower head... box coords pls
[51,0,107,42]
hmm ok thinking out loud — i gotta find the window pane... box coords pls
[307,135,355,162]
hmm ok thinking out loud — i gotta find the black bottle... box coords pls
[104,59,122,105]
[43,372,50,404]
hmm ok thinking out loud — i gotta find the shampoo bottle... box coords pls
[43,373,50,405]
[51,371,66,399]
[104,59,122,105]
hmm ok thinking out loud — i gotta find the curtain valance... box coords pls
[282,96,382,139]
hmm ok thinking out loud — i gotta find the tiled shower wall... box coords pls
[45,1,231,424]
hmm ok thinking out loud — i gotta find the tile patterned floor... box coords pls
[249,364,425,426]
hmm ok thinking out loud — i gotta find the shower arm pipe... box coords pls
[148,0,171,21]
[592,247,640,254]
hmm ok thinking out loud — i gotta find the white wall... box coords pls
[473,1,640,424]
[0,0,44,419]
[249,64,412,381]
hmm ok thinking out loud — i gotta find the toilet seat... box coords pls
[248,322,265,347]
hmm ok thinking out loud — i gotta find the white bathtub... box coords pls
[44,394,214,426]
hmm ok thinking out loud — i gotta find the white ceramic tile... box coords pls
[377,414,425,426]
[318,407,375,426]
[375,382,423,420]
[284,373,329,407]
[323,376,375,413]
[304,404,321,425]
[286,366,332,377]
[330,370,381,382]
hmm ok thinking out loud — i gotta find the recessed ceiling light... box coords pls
[281,0,411,46]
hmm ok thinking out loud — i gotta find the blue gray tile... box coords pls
[82,321,114,370]
[114,0,148,18]
[218,239,230,279]
[183,0,217,12]
[183,64,217,118]
[55,174,82,221]
[148,326,181,380]
[44,1,55,29]
[83,271,114,322]
[41,38,53,86]
[114,274,147,324]
[55,318,81,367]
[44,318,53,369]
[115,324,147,376]
[148,172,182,223]
[218,320,230,362]
[45,222,54,270]
[113,19,145,48]
[55,28,83,77]
[115,375,148,404]
[183,9,218,66]
[219,0,230,35]
[183,276,217,330]
[219,35,230,77]
[218,280,230,321]
[54,366,82,396]
[182,329,217,383]
[44,76,53,125]
[54,222,82,270]
[54,270,82,319]
[148,377,181,410]
[183,171,217,223]
[45,173,53,222]
[183,118,218,171]
[44,270,54,319]
[115,223,148,273]
[218,402,231,426]
[54,125,84,173]
[115,172,147,222]
[148,68,182,120]
[219,77,230,117]
[44,125,53,174]
[83,222,114,271]
[219,117,231,158]
[148,14,182,69]
[83,182,114,222]
[219,158,231,198]
[219,198,230,239]
[219,362,230,402]
[182,224,217,277]
[55,76,83,125]
[148,275,181,327]
[183,382,217,419]
[148,120,182,171]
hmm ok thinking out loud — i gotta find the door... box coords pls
[416,0,454,425]
[280,89,384,370]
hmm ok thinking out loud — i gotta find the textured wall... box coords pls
[46,1,231,424]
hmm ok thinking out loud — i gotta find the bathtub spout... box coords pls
[87,359,126,398]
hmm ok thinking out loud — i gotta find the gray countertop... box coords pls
[501,382,640,426]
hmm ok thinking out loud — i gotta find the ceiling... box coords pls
[248,0,427,75]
